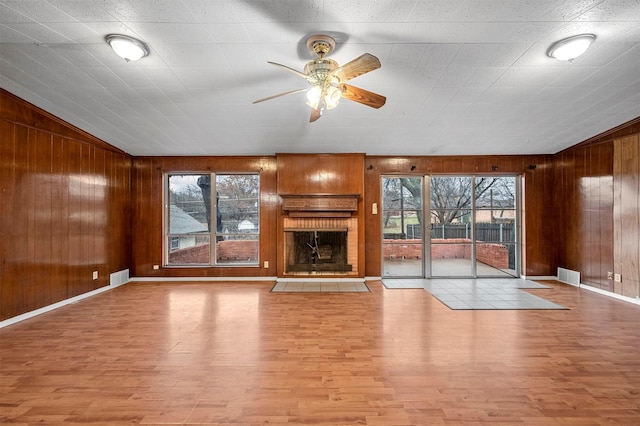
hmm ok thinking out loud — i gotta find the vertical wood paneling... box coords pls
[66,139,83,297]
[553,143,615,290]
[107,151,131,276]
[522,155,556,276]
[50,135,69,302]
[613,135,640,298]
[0,120,17,319]
[29,130,53,311]
[0,91,132,321]
[277,153,365,195]
[9,124,30,316]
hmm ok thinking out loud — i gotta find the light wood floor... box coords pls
[1,280,639,425]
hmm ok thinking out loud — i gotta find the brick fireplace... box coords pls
[280,194,360,277]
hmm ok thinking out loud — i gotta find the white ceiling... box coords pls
[1,0,639,156]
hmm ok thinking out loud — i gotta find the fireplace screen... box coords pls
[285,230,352,273]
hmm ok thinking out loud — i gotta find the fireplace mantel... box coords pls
[281,194,359,218]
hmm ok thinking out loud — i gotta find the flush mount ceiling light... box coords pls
[547,34,596,61]
[105,34,149,62]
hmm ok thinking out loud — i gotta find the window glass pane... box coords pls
[382,177,422,240]
[430,176,472,210]
[215,174,260,236]
[475,177,516,209]
[474,177,516,245]
[382,177,424,277]
[169,174,210,233]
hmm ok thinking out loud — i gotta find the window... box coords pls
[166,173,259,266]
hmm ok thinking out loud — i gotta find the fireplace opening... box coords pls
[285,230,352,273]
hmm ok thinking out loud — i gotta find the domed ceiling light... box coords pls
[105,34,149,62]
[547,34,596,61]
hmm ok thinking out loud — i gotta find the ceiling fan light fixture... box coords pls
[254,34,385,121]
[106,34,149,62]
[324,86,342,110]
[306,85,322,109]
[547,34,595,61]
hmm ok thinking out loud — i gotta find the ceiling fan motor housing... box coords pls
[304,58,340,85]
[306,35,336,57]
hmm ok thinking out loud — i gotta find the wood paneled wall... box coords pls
[554,117,640,294]
[363,155,556,277]
[276,153,365,195]
[130,156,278,277]
[613,134,640,297]
[553,143,614,290]
[0,90,131,321]
[276,153,366,277]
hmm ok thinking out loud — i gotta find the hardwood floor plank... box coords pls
[1,280,639,425]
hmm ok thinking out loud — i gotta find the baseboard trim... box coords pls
[539,275,640,306]
[578,283,640,306]
[130,276,277,282]
[0,282,128,329]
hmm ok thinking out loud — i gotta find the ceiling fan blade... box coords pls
[267,61,308,79]
[340,84,386,109]
[253,88,308,104]
[334,53,381,82]
[310,107,322,122]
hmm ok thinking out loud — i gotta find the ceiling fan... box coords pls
[253,35,386,122]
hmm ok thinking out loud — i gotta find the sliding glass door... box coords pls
[381,177,424,277]
[382,175,519,278]
[474,176,518,277]
[429,176,474,277]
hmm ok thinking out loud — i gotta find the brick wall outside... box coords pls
[218,240,258,261]
[383,238,509,269]
[476,243,509,269]
[169,243,209,264]
[168,238,509,269]
[169,240,258,264]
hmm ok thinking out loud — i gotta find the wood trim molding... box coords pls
[281,194,359,217]
[555,116,640,154]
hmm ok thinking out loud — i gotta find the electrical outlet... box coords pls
[372,202,378,215]
[614,273,622,283]
[264,260,269,268]
[607,271,613,280]
[92,270,98,280]
[153,264,159,270]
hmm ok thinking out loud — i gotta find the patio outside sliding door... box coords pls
[428,176,474,277]
[381,177,424,277]
[382,175,520,279]
[474,176,518,277]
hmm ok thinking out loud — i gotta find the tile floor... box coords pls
[382,278,567,310]
[271,281,370,293]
